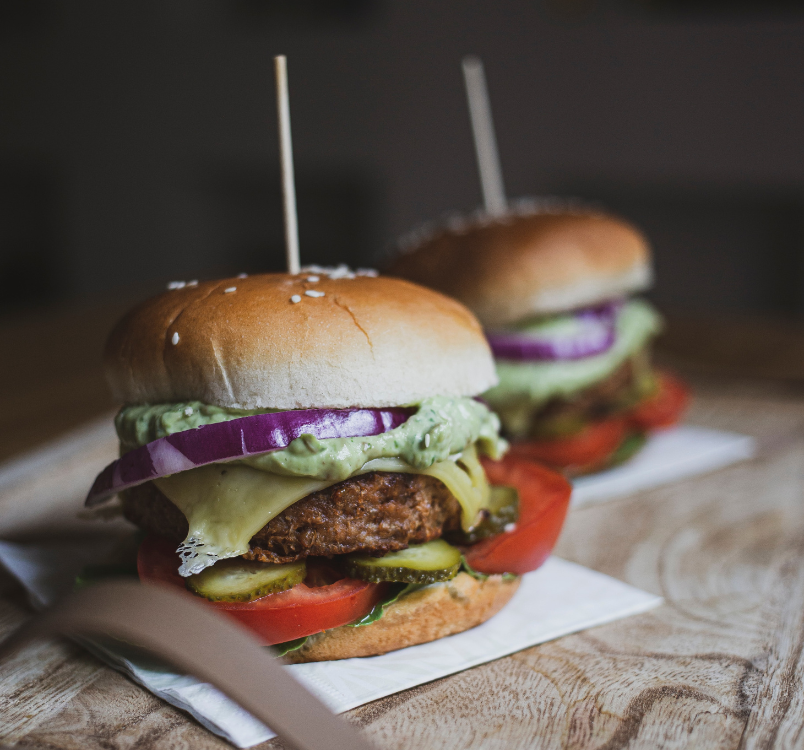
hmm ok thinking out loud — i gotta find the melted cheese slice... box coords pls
[155,444,491,577]
[155,466,333,576]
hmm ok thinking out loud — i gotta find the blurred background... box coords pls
[3,0,804,456]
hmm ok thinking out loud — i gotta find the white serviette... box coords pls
[0,540,660,747]
[572,425,755,508]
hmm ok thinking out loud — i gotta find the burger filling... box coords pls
[115,396,505,576]
[522,356,652,438]
[483,299,662,440]
[123,472,461,564]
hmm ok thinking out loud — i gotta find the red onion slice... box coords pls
[487,302,620,362]
[86,407,413,507]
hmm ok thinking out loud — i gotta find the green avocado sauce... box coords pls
[483,299,663,437]
[115,396,506,482]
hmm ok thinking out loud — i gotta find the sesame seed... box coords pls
[237,273,248,278]
[424,434,431,448]
[187,280,198,286]
[290,295,301,303]
[224,287,236,293]
[299,264,374,280]
[171,332,180,345]
[307,275,319,282]
[504,523,517,533]
[328,264,355,279]
[167,281,186,290]
[184,407,193,416]
[305,290,325,298]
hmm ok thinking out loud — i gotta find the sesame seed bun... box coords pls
[389,209,652,328]
[283,572,520,662]
[104,271,497,409]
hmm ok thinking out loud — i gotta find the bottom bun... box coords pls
[283,572,520,663]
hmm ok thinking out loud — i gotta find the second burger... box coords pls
[389,206,689,475]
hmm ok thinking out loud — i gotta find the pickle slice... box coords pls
[344,539,462,584]
[448,485,519,545]
[186,558,306,602]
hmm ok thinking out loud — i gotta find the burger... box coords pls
[85,268,571,661]
[388,204,689,476]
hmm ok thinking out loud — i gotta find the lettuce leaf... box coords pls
[272,636,309,656]
[349,582,424,627]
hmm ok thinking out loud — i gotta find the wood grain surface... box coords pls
[2,374,804,749]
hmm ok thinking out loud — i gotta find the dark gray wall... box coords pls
[3,0,804,315]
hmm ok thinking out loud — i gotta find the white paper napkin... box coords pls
[0,540,660,748]
[572,425,755,508]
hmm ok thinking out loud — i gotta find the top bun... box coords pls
[389,208,652,328]
[104,269,497,409]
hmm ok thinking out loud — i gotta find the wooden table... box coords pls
[2,305,804,748]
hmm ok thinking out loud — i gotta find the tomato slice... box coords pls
[463,455,571,575]
[137,536,388,645]
[507,419,627,474]
[627,371,690,431]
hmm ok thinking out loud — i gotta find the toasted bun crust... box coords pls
[389,210,652,328]
[104,272,496,409]
[284,572,520,662]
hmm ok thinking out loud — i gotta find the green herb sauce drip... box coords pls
[483,299,662,437]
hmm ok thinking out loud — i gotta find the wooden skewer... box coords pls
[275,55,301,274]
[462,55,507,216]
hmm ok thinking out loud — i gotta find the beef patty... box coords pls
[533,360,636,428]
[525,353,655,439]
[121,472,462,564]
